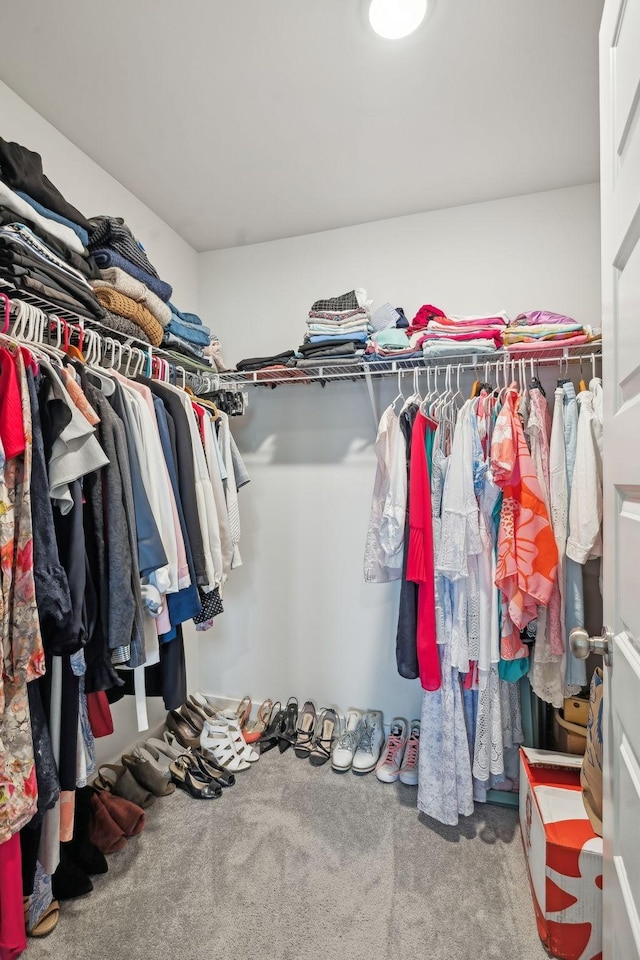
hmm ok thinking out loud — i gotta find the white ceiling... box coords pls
[0,0,603,251]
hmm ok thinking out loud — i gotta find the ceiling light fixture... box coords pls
[368,0,428,39]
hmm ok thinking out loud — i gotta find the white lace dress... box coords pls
[418,426,474,826]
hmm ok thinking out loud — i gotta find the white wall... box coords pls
[197,184,601,725]
[0,80,201,761]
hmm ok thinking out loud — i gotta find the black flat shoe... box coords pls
[278,697,299,753]
[257,702,284,754]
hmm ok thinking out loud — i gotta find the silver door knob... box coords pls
[569,626,613,666]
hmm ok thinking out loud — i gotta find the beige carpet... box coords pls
[27,748,547,960]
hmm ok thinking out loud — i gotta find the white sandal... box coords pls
[216,710,260,763]
[200,720,251,772]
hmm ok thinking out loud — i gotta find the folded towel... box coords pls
[94,287,163,346]
[91,248,172,302]
[0,179,87,256]
[91,267,171,326]
[166,314,211,346]
[15,190,89,246]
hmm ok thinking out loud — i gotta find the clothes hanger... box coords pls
[391,368,406,410]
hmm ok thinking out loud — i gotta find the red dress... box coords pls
[406,412,440,691]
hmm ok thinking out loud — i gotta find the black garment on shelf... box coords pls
[297,341,361,359]
[0,243,101,316]
[39,653,79,793]
[396,402,420,680]
[139,376,208,586]
[0,137,92,230]
[236,350,296,371]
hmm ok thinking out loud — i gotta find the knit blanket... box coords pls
[91,267,171,327]
[166,313,210,346]
[94,287,163,346]
[91,248,172,302]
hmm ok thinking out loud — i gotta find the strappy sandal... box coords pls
[243,698,274,744]
[258,702,285,754]
[200,718,251,771]
[294,701,317,758]
[122,754,176,797]
[193,752,236,787]
[94,764,156,808]
[279,697,299,754]
[236,695,252,728]
[169,755,221,799]
[309,708,339,767]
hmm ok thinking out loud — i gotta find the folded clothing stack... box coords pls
[94,286,164,346]
[504,311,600,352]
[161,302,212,361]
[297,289,371,364]
[365,329,425,362]
[88,216,173,306]
[419,311,507,356]
[0,138,102,316]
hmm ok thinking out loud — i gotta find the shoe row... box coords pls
[230,696,421,784]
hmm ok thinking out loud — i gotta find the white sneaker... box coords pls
[331,708,364,771]
[399,719,420,785]
[352,710,384,774]
[375,717,408,783]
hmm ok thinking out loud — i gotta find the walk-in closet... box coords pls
[1,2,639,959]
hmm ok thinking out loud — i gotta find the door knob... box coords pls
[569,626,613,667]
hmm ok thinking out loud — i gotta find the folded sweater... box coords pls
[91,267,171,326]
[0,137,92,229]
[15,190,89,247]
[0,179,87,256]
[91,248,172,302]
[94,287,163,346]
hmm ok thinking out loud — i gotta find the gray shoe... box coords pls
[352,710,384,774]
[332,708,364,771]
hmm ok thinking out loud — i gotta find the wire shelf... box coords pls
[217,342,603,389]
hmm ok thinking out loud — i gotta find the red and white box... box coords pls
[519,747,603,960]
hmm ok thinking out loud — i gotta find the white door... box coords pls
[599,0,640,955]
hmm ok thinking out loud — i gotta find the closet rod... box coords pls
[216,343,603,390]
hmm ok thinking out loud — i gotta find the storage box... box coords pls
[519,747,603,960]
[554,709,587,756]
[563,696,590,728]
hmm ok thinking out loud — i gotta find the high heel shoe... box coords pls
[309,708,340,767]
[200,718,251,772]
[294,701,317,758]
[166,710,200,750]
[169,756,221,799]
[278,697,299,753]
[121,754,176,797]
[193,752,236,787]
[180,702,205,733]
[236,696,252,728]
[243,698,274,744]
[257,701,284,754]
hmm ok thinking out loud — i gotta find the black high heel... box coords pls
[257,702,284,754]
[194,752,236,787]
[169,756,222,799]
[278,697,299,753]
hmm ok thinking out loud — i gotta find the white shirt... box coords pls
[567,378,603,564]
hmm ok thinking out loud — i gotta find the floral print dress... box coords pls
[0,347,45,843]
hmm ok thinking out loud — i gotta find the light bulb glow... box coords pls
[368,0,428,39]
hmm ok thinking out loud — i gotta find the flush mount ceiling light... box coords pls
[368,0,428,39]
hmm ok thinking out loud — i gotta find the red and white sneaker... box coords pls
[399,719,420,785]
[375,718,408,783]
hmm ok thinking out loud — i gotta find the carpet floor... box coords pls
[27,749,546,960]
